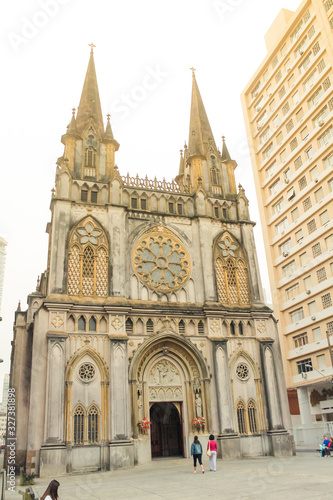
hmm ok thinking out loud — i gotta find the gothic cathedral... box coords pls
[10,49,293,477]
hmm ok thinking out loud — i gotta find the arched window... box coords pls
[230,322,236,335]
[248,400,258,434]
[78,316,86,331]
[73,405,85,444]
[179,320,185,334]
[215,232,250,306]
[198,320,205,335]
[239,322,244,336]
[89,316,96,332]
[85,147,96,167]
[125,318,133,334]
[146,318,154,333]
[211,169,220,185]
[237,401,247,435]
[67,217,109,297]
[88,405,99,444]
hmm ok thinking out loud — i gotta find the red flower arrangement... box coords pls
[192,417,205,429]
[138,417,151,430]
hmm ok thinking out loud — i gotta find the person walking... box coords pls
[207,434,217,471]
[41,479,60,500]
[191,435,204,473]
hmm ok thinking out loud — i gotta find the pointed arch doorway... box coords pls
[150,402,183,458]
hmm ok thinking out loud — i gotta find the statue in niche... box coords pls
[195,393,202,417]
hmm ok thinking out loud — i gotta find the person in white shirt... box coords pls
[41,479,60,500]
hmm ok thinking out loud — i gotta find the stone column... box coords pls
[297,387,312,425]
[213,341,240,459]
[109,338,134,470]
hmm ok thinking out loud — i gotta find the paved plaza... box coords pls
[3,449,333,500]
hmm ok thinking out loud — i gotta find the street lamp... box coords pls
[304,364,333,384]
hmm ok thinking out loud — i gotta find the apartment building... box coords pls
[241,1,333,444]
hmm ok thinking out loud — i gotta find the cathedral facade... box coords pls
[10,49,293,477]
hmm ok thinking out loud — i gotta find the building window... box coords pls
[293,333,308,348]
[81,189,88,202]
[291,207,299,222]
[317,267,327,283]
[214,206,219,218]
[322,293,332,309]
[89,316,97,332]
[276,131,283,145]
[329,178,333,192]
[73,405,85,445]
[308,87,323,108]
[290,138,298,151]
[141,198,147,210]
[297,358,312,374]
[263,143,274,160]
[252,82,261,98]
[230,322,236,335]
[317,354,326,371]
[273,198,285,214]
[301,126,309,141]
[280,238,292,255]
[318,127,333,148]
[91,191,97,203]
[325,234,333,249]
[323,77,331,91]
[310,166,319,180]
[313,107,328,128]
[313,327,321,342]
[307,219,317,234]
[318,59,326,72]
[305,146,313,159]
[168,202,174,214]
[179,320,185,334]
[303,197,312,211]
[278,86,286,99]
[177,203,183,215]
[85,147,96,167]
[239,322,244,336]
[320,211,329,225]
[294,156,303,170]
[300,252,307,266]
[269,179,281,195]
[296,108,304,122]
[265,162,276,178]
[211,168,220,184]
[315,187,324,203]
[276,218,288,235]
[323,153,333,170]
[146,319,154,333]
[296,229,303,243]
[282,102,290,116]
[88,405,99,444]
[215,233,250,306]
[198,321,205,335]
[273,115,280,129]
[78,316,86,331]
[308,300,317,315]
[237,401,246,434]
[308,25,315,38]
[286,283,299,300]
[312,242,322,258]
[283,260,296,277]
[131,197,138,209]
[248,400,258,434]
[304,275,312,290]
[288,74,295,88]
[299,176,307,190]
[280,149,287,162]
[327,321,333,336]
[222,208,227,219]
[304,71,317,92]
[290,307,304,323]
[125,318,133,333]
[275,70,282,84]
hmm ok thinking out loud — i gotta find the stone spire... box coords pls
[188,69,217,158]
[221,136,232,162]
[175,149,185,185]
[102,114,119,150]
[66,108,79,136]
[76,45,104,138]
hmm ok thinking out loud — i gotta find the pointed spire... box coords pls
[188,69,217,157]
[102,114,120,150]
[16,300,21,312]
[175,149,185,185]
[67,108,78,135]
[221,135,232,162]
[76,45,104,138]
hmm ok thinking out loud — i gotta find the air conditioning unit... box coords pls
[269,92,273,96]
[315,178,319,183]
[299,49,304,55]
[306,289,311,294]
[319,119,325,127]
[287,67,291,72]
[311,315,316,321]
[283,251,289,257]
[288,191,296,200]
[285,179,290,184]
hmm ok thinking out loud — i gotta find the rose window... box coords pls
[236,363,249,380]
[79,363,95,381]
[218,236,238,257]
[133,227,191,292]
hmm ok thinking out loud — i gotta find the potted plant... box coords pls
[137,417,151,433]
[19,468,35,486]
[192,416,205,431]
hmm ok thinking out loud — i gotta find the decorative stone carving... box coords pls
[111,316,123,331]
[195,393,202,417]
[256,321,266,335]
[149,360,181,386]
[210,320,220,334]
[51,315,64,329]
[148,386,183,401]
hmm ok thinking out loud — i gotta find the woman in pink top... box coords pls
[207,434,218,471]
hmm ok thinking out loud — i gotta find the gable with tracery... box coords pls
[214,232,250,306]
[67,216,109,297]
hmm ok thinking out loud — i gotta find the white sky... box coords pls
[0,0,302,390]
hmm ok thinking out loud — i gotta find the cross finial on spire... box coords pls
[72,107,76,116]
[180,149,183,156]
[190,67,196,76]
[222,135,225,142]
[88,43,96,53]
[107,113,111,121]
